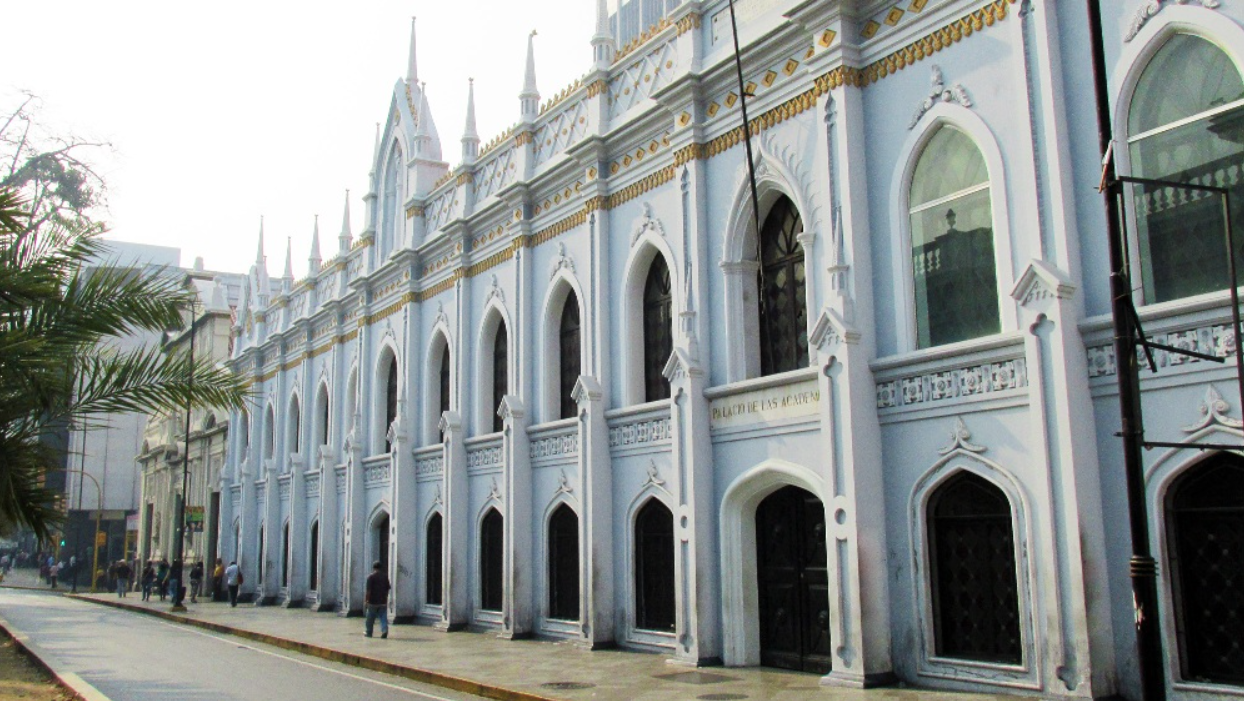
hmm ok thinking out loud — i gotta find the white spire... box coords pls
[461,78,479,163]
[255,216,266,267]
[406,17,418,86]
[592,0,615,66]
[307,215,321,278]
[339,190,352,253]
[520,30,540,118]
[282,236,293,291]
[414,81,443,161]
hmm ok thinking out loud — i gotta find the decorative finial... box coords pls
[406,16,419,85]
[339,189,352,252]
[521,30,540,118]
[308,215,322,277]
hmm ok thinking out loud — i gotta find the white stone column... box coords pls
[311,445,338,611]
[436,410,469,630]
[389,395,417,622]
[664,348,720,665]
[572,376,612,648]
[1011,261,1114,697]
[499,396,532,638]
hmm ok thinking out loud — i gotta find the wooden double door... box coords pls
[755,485,832,674]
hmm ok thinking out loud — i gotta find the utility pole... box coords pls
[1085,2,1166,699]
[170,283,198,612]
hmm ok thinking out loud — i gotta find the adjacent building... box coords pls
[136,268,245,570]
[220,1,1244,699]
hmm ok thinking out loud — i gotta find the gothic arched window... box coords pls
[384,355,398,453]
[928,472,1021,664]
[308,520,319,592]
[381,146,401,256]
[909,126,998,349]
[264,407,275,459]
[316,384,329,449]
[558,295,581,420]
[758,197,808,375]
[1128,34,1244,304]
[1168,453,1244,684]
[426,513,443,605]
[289,398,301,456]
[643,256,673,402]
[492,324,508,433]
[548,504,580,620]
[634,499,675,631]
[480,508,504,612]
[439,347,451,418]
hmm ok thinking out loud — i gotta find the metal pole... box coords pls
[72,422,87,593]
[172,287,197,612]
[727,0,762,239]
[90,508,101,593]
[1086,3,1166,699]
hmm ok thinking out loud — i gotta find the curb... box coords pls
[71,595,557,701]
[0,612,111,701]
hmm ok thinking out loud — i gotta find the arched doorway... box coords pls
[755,485,830,673]
[1168,453,1244,684]
[374,513,390,576]
[426,513,443,605]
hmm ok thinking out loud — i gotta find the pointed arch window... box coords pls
[289,398,301,456]
[1167,453,1244,684]
[928,472,1021,664]
[1127,34,1244,304]
[759,197,808,376]
[317,385,330,449]
[381,146,402,256]
[439,347,451,418]
[643,256,673,402]
[264,407,275,459]
[426,513,443,605]
[909,126,999,348]
[548,504,580,620]
[384,355,398,453]
[634,499,675,631]
[559,295,581,420]
[281,522,290,589]
[493,324,508,433]
[480,509,504,612]
[308,520,319,592]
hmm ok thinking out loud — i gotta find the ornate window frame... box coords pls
[540,272,588,423]
[424,326,453,444]
[373,342,401,455]
[621,234,679,406]
[892,103,1015,354]
[475,300,513,434]
[908,452,1038,689]
[1110,8,1244,309]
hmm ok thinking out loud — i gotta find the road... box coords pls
[0,588,486,701]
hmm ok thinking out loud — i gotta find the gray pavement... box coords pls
[37,586,1033,701]
[0,587,488,701]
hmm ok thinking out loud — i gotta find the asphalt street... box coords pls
[0,588,486,701]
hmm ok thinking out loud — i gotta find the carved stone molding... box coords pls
[909,65,972,130]
[630,202,666,246]
[1126,0,1220,42]
[1183,385,1243,432]
[609,417,671,448]
[938,416,987,455]
[877,358,1027,409]
[1087,323,1238,378]
[550,242,575,280]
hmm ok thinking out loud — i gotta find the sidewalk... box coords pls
[62,591,1024,701]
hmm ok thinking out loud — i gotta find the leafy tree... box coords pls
[0,99,249,538]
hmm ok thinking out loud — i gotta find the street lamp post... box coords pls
[170,284,198,613]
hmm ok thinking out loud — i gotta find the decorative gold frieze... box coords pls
[676,13,701,36]
[405,204,424,219]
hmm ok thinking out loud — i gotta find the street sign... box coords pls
[185,506,205,533]
[95,531,106,546]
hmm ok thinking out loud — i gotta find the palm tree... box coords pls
[0,186,249,537]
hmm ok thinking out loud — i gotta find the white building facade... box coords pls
[220,1,1244,699]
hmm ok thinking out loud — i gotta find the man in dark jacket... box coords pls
[364,561,391,639]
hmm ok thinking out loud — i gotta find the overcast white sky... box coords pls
[2,1,597,276]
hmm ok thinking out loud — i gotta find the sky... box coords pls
[2,1,598,276]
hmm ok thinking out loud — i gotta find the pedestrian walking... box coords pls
[114,560,132,598]
[212,558,225,601]
[224,561,241,607]
[140,562,156,600]
[168,559,183,605]
[363,561,391,639]
[48,562,59,589]
[156,559,169,601]
[189,561,203,604]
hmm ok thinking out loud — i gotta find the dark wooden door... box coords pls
[377,515,390,575]
[756,486,831,674]
[480,509,503,611]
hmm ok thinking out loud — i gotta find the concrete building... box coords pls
[220,1,1244,699]
[63,241,181,572]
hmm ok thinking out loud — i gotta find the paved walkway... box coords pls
[4,576,1025,701]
